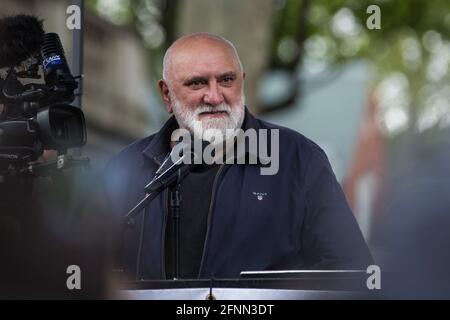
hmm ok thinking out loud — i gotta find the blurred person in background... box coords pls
[381,133,450,299]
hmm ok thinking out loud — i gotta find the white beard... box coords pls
[170,93,245,143]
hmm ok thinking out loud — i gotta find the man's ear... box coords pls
[158,79,173,113]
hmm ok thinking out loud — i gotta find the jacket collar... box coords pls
[142,115,178,165]
[236,107,271,165]
[242,106,261,131]
[142,107,269,165]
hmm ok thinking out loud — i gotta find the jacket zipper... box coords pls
[197,163,226,278]
[161,188,169,279]
[135,206,146,280]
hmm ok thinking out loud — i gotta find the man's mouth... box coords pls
[198,110,229,118]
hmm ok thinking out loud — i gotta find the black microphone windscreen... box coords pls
[0,14,45,68]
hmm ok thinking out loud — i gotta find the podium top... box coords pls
[240,269,367,279]
[122,270,368,292]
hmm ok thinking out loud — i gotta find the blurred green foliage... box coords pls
[272,0,449,138]
[86,0,450,137]
[86,0,177,77]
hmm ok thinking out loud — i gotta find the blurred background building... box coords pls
[1,0,165,169]
[2,0,450,290]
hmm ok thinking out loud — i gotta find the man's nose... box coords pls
[203,81,224,105]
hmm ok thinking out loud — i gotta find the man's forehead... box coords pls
[173,54,237,77]
[167,38,241,79]
[171,36,234,56]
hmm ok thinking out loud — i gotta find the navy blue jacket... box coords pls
[104,109,373,280]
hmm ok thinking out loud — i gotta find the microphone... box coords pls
[41,33,78,97]
[154,146,187,177]
[145,138,204,193]
[125,138,205,220]
[0,15,45,68]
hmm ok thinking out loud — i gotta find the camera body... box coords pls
[0,30,87,176]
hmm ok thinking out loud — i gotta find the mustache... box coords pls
[194,104,232,116]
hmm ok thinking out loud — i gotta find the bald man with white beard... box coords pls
[104,33,373,280]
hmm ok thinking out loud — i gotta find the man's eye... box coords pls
[221,77,235,84]
[187,80,206,88]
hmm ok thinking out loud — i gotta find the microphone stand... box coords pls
[170,169,182,279]
[124,163,190,280]
[124,142,202,279]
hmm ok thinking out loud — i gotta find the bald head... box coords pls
[162,33,243,84]
[157,32,246,139]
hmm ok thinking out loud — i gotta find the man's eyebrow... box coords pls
[217,71,237,80]
[183,76,208,85]
[182,72,237,85]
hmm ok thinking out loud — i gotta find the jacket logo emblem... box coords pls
[253,192,268,201]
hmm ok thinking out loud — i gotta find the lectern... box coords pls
[120,270,370,300]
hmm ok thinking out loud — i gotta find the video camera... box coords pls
[0,15,87,177]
